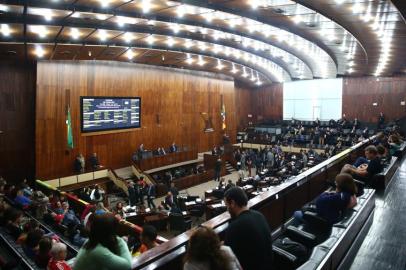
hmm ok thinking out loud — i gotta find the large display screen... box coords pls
[80,97,141,133]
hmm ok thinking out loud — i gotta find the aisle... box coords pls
[349,157,406,270]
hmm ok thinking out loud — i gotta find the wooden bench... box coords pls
[372,156,398,188]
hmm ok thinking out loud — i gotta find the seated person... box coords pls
[138,225,158,254]
[89,153,101,169]
[183,226,242,270]
[5,208,23,240]
[14,189,32,208]
[48,242,72,270]
[23,228,44,259]
[158,147,166,155]
[163,191,174,210]
[377,144,390,163]
[225,180,235,192]
[169,142,178,153]
[295,173,357,225]
[388,134,401,156]
[94,202,107,215]
[35,237,52,268]
[341,145,383,184]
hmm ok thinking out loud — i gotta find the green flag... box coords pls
[66,105,74,149]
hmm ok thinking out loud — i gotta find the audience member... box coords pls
[35,237,52,268]
[14,189,32,208]
[48,242,71,270]
[74,214,132,270]
[145,183,156,209]
[90,185,104,203]
[223,187,272,270]
[183,226,242,270]
[95,202,107,215]
[138,225,158,253]
[341,145,383,184]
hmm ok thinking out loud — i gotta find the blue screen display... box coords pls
[81,97,141,132]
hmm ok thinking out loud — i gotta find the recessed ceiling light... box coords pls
[34,45,45,58]
[31,25,48,38]
[70,28,80,39]
[142,0,151,13]
[123,32,134,43]
[1,24,10,36]
[98,30,107,41]
[146,35,155,44]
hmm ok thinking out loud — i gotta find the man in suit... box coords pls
[145,184,156,209]
[74,154,85,173]
[159,147,166,155]
[89,153,100,169]
[214,158,222,181]
[128,181,137,206]
[138,144,145,160]
[163,191,175,210]
[169,142,178,153]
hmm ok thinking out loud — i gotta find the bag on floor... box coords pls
[274,237,308,263]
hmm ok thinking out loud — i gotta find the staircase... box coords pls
[225,161,236,175]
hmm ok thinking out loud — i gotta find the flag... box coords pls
[66,105,74,149]
[221,100,226,130]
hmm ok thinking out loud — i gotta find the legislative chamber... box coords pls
[0,0,406,269]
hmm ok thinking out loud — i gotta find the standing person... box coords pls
[223,187,272,270]
[145,183,156,209]
[378,112,385,129]
[89,153,100,170]
[183,226,242,270]
[214,158,222,182]
[246,157,252,177]
[73,214,132,270]
[170,142,178,153]
[74,154,85,174]
[127,182,137,206]
[90,185,104,203]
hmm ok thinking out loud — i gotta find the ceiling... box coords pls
[0,0,405,86]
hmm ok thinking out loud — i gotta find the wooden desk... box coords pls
[135,150,198,171]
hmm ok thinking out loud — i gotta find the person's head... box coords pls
[85,213,119,254]
[94,184,99,190]
[141,225,157,246]
[224,187,248,218]
[23,219,39,233]
[16,189,24,197]
[228,180,232,184]
[335,173,357,195]
[50,242,67,261]
[364,145,378,159]
[170,182,175,188]
[56,201,62,209]
[62,202,69,210]
[167,191,172,197]
[38,237,52,255]
[376,145,386,156]
[140,176,144,181]
[92,153,97,157]
[184,226,231,270]
[116,202,123,210]
[25,229,44,248]
[390,134,400,144]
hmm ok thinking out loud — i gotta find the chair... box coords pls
[189,206,205,225]
[169,213,192,234]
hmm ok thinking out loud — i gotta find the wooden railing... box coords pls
[40,167,109,189]
[109,169,129,196]
[129,136,375,270]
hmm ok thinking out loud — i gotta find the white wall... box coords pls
[283,78,343,121]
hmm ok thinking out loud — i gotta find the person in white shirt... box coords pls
[90,185,104,203]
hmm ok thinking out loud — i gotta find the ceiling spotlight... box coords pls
[216,59,224,70]
[292,16,302,24]
[242,67,248,78]
[99,0,109,8]
[166,37,175,47]
[146,35,155,45]
[98,29,107,41]
[186,53,194,64]
[347,68,354,73]
[184,40,193,48]
[172,24,181,34]
[142,0,151,13]
[347,61,355,67]
[34,45,45,58]
[1,24,10,37]
[43,9,53,21]
[231,63,238,74]
[176,5,186,18]
[126,50,135,60]
[31,25,48,38]
[256,80,262,86]
[96,14,108,20]
[197,55,205,66]
[0,4,9,12]
[123,32,134,43]
[352,3,364,14]
[70,28,80,39]
[198,42,208,51]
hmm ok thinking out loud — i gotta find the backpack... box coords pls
[274,237,308,264]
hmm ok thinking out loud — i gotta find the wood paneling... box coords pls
[36,61,238,179]
[342,77,406,123]
[0,61,36,183]
[252,83,284,122]
[235,82,254,130]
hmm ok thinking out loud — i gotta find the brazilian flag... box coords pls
[66,105,74,149]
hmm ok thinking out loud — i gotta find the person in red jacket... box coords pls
[47,242,71,270]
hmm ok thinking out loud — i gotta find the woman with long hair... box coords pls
[183,226,242,270]
[73,213,131,270]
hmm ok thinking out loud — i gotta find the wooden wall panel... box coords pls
[235,82,254,130]
[0,61,36,183]
[36,61,237,179]
[343,77,406,123]
[252,83,284,122]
